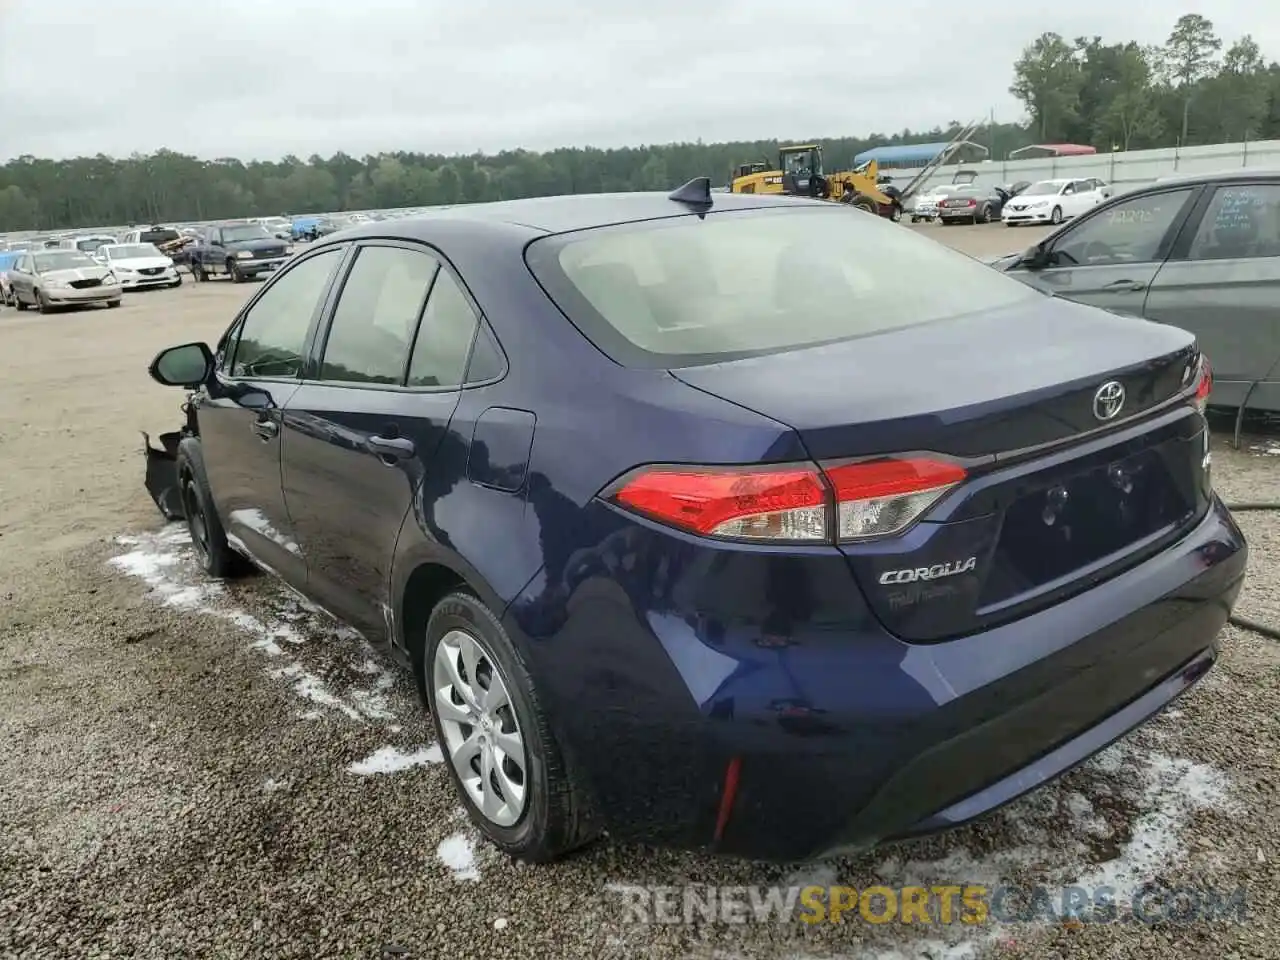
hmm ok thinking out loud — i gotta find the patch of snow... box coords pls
[262,778,288,793]
[347,744,443,776]
[109,526,403,724]
[438,833,480,881]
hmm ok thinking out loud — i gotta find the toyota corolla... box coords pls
[143,183,1247,863]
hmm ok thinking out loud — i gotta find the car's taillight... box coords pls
[825,458,967,540]
[1192,356,1212,414]
[607,457,966,544]
[610,465,829,542]
[966,199,977,207]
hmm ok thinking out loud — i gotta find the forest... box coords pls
[2,14,1278,232]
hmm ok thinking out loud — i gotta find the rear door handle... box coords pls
[369,434,415,462]
[1104,279,1146,292]
[252,419,278,440]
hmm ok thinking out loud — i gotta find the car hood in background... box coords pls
[39,265,112,283]
[111,256,174,271]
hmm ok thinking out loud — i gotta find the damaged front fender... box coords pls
[143,430,186,520]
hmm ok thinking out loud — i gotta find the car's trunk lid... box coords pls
[671,296,1209,642]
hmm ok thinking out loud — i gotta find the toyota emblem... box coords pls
[1092,380,1126,421]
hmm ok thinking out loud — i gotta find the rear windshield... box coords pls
[526,206,1039,368]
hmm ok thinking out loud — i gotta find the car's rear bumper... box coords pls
[507,494,1246,861]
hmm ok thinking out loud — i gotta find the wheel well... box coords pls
[401,563,468,670]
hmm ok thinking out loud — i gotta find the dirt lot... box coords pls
[3,221,1280,960]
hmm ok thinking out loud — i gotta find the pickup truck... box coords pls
[188,221,291,283]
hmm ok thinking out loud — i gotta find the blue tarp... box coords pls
[0,251,20,271]
[853,142,955,166]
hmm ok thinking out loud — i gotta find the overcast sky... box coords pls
[1,1,1277,162]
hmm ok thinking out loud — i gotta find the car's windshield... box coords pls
[222,224,271,242]
[527,206,1039,368]
[1023,181,1065,196]
[33,252,96,272]
[109,244,161,259]
[139,230,180,244]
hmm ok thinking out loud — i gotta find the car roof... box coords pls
[334,190,829,240]
[1150,167,1280,187]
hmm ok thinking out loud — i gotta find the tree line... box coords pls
[1,13,1276,234]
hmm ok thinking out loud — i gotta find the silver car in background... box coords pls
[991,168,1280,417]
[6,249,124,313]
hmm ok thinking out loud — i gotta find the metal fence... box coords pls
[894,139,1280,193]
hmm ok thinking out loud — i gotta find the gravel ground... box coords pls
[2,223,1279,960]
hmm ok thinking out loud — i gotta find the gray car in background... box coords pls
[991,169,1280,417]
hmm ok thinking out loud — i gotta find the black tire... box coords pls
[229,260,243,283]
[14,292,27,311]
[1051,206,1064,225]
[911,216,920,223]
[191,261,206,282]
[36,290,51,314]
[175,438,243,578]
[890,203,903,223]
[423,591,598,862]
[977,205,990,224]
[170,275,183,288]
[107,299,121,309]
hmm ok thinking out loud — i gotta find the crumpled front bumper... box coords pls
[143,430,186,520]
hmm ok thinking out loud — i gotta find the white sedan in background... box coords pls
[1002,178,1110,226]
[94,243,182,290]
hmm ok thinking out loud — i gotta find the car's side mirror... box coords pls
[149,342,214,387]
[1020,244,1051,270]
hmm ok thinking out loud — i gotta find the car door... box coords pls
[9,255,32,300]
[1142,179,1280,412]
[1005,185,1200,316]
[280,241,482,638]
[196,245,347,588]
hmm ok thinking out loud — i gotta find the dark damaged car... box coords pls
[142,183,1247,864]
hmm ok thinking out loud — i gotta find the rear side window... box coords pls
[1187,183,1280,261]
[320,246,438,384]
[407,270,479,388]
[525,207,1039,368]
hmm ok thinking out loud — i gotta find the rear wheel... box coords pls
[1051,206,1064,225]
[424,591,598,862]
[14,292,27,311]
[890,203,903,223]
[852,196,876,214]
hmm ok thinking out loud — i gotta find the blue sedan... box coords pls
[145,181,1246,863]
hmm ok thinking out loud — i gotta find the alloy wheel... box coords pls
[433,628,528,827]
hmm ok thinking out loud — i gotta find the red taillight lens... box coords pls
[610,465,828,542]
[608,457,966,543]
[825,458,967,540]
[1193,356,1212,413]
[966,199,977,207]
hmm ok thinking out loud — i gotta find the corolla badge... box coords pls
[1092,380,1126,422]
[879,557,977,585]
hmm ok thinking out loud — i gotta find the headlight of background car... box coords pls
[236,250,253,259]
[103,273,118,284]
[44,277,68,288]
[115,266,135,274]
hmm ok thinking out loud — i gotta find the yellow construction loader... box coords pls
[728,144,902,221]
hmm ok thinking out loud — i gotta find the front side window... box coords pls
[1187,183,1280,261]
[527,206,1040,368]
[1050,188,1196,267]
[320,246,439,384]
[230,249,343,379]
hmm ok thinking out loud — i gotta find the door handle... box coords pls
[252,419,278,440]
[369,434,415,462]
[1104,279,1146,292]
